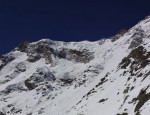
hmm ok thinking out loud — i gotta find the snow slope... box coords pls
[0,16,150,115]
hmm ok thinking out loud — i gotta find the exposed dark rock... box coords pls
[129,86,150,114]
[137,73,143,78]
[128,46,149,60]
[0,62,26,85]
[142,71,150,81]
[120,95,129,109]
[116,113,128,115]
[17,40,94,64]
[0,111,5,115]
[27,54,41,62]
[134,88,150,113]
[24,67,55,90]
[15,62,26,72]
[135,112,141,115]
[38,108,45,114]
[144,15,150,20]
[34,44,54,64]
[60,78,73,85]
[58,49,94,63]
[0,70,21,85]
[95,72,109,88]
[23,41,54,63]
[3,83,24,94]
[119,57,131,69]
[10,107,22,114]
[0,55,15,71]
[17,41,30,52]
[7,104,13,108]
[74,79,86,88]
[99,98,108,103]
[111,29,127,42]
[130,86,135,91]
[118,29,128,36]
[25,79,36,90]
[98,39,105,45]
[36,67,56,81]
[84,64,104,75]
[119,46,150,76]
[123,86,130,94]
[29,46,53,63]
[128,28,145,49]
[60,72,74,85]
[82,88,97,100]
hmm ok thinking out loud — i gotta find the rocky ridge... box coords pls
[0,16,150,115]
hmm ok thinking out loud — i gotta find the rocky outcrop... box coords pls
[119,46,150,76]
[58,48,94,63]
[26,42,54,63]
[24,66,55,91]
[128,28,145,49]
[0,111,5,115]
[17,41,30,52]
[111,29,127,42]
[0,55,15,71]
[16,40,95,64]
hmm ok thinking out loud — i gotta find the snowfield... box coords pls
[0,16,150,115]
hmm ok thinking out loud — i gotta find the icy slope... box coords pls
[0,16,150,115]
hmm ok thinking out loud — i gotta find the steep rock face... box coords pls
[119,46,150,74]
[24,66,55,91]
[0,16,150,115]
[57,48,94,63]
[16,40,94,64]
[128,28,145,49]
[111,28,128,42]
[0,55,15,71]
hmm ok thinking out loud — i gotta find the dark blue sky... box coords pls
[0,0,150,55]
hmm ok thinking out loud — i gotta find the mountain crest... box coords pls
[0,16,150,115]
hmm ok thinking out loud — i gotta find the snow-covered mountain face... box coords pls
[0,16,150,115]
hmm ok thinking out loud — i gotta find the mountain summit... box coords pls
[0,16,150,115]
